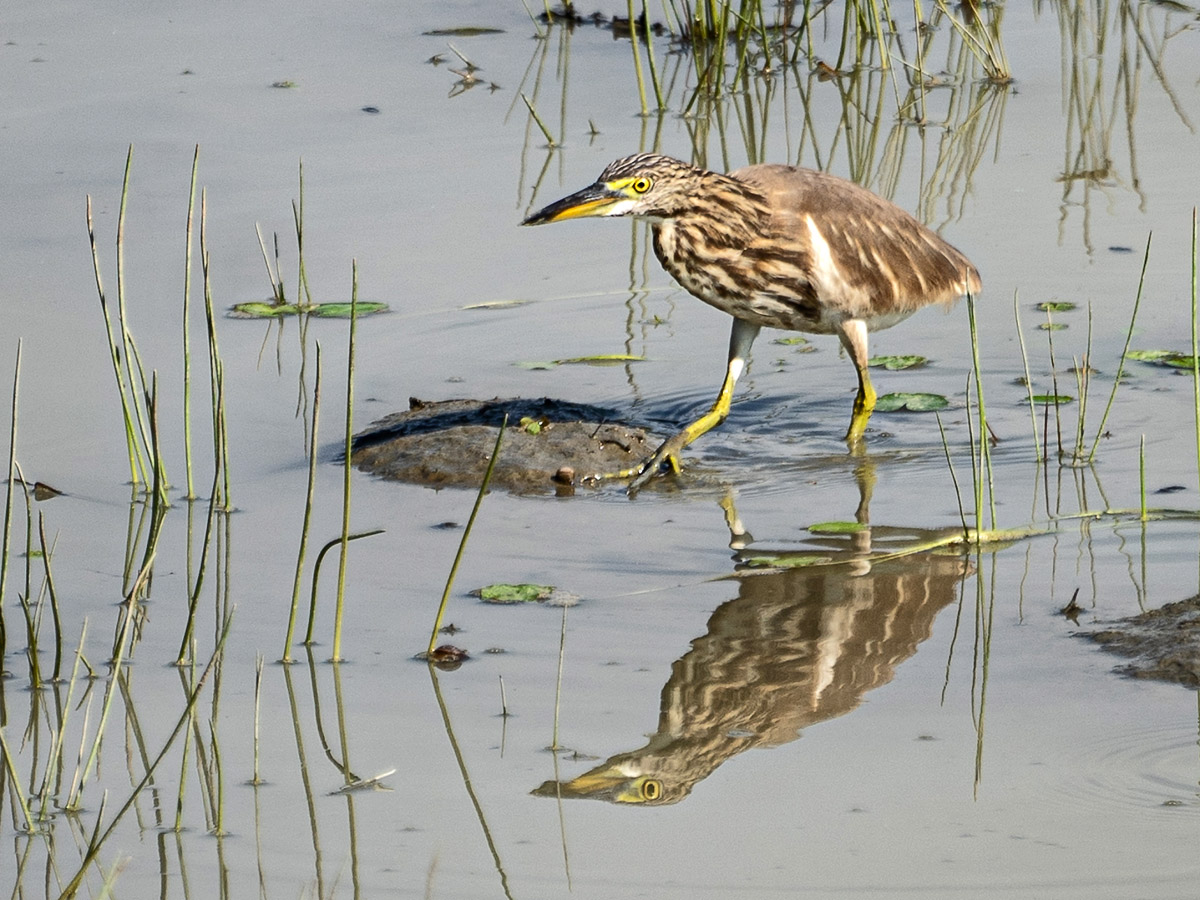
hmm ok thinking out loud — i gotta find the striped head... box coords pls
[522,154,726,225]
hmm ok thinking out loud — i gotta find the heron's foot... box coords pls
[844,391,875,445]
[580,432,689,491]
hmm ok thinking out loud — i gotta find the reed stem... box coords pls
[1088,233,1151,463]
[427,415,508,656]
[331,264,359,662]
[183,145,200,499]
[284,342,321,662]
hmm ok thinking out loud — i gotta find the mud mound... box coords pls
[1082,596,1200,689]
[349,397,659,495]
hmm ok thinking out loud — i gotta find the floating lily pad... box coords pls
[1127,349,1200,369]
[1036,301,1078,312]
[422,26,505,35]
[1163,357,1200,369]
[474,583,555,604]
[868,354,927,370]
[772,336,811,346]
[1037,322,1068,331]
[807,521,870,534]
[1128,349,1178,362]
[229,300,389,319]
[874,392,949,412]
[1031,394,1074,405]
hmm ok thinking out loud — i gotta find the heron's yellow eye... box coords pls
[640,779,662,801]
[632,177,652,194]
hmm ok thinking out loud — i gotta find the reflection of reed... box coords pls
[536,548,967,805]
[1052,0,1195,251]
[283,659,327,899]
[427,664,516,900]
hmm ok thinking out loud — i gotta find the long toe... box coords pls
[627,434,688,492]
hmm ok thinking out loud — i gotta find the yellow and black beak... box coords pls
[521,182,622,226]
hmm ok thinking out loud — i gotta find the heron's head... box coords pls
[521,154,706,225]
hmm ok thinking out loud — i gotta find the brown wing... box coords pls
[731,164,981,320]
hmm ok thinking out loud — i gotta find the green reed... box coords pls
[426,415,507,658]
[88,147,154,489]
[1086,233,1150,464]
[37,512,63,681]
[1,340,20,657]
[966,293,996,532]
[331,264,359,662]
[12,466,42,687]
[256,225,287,305]
[183,145,200,499]
[302,530,384,646]
[252,655,265,785]
[1013,293,1042,461]
[283,342,322,662]
[200,188,233,509]
[520,93,558,148]
[1190,209,1198,491]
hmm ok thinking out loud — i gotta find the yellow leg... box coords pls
[839,318,875,445]
[586,319,761,490]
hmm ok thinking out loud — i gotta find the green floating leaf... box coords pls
[228,301,389,319]
[807,521,869,534]
[1163,356,1200,369]
[230,301,298,318]
[1128,349,1178,362]
[875,392,949,412]
[1038,322,1068,331]
[1036,301,1077,312]
[556,354,645,366]
[422,26,505,35]
[307,302,389,318]
[741,555,834,569]
[1031,394,1074,405]
[868,354,927,370]
[515,354,645,369]
[474,583,555,604]
[772,336,811,345]
[1129,349,1200,369]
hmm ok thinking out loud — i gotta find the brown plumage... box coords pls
[523,153,981,488]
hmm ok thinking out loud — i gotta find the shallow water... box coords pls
[3,1,1200,898]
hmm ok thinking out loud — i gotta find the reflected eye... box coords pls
[632,177,652,194]
[640,779,662,801]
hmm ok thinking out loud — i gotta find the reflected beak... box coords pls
[521,183,621,225]
[531,766,659,803]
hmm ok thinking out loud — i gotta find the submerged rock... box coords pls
[349,397,658,495]
[1081,596,1200,688]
